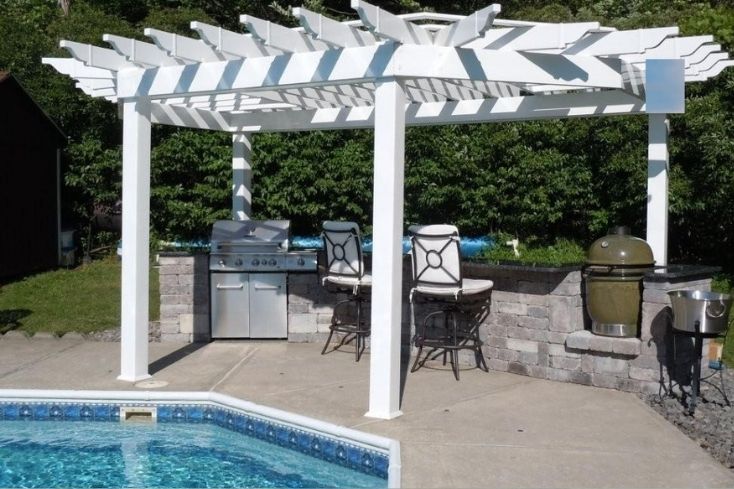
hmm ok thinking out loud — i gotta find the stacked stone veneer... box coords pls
[158,252,717,395]
[158,253,210,342]
[157,252,342,344]
[287,253,381,343]
[286,271,341,342]
[464,264,590,383]
[464,263,715,394]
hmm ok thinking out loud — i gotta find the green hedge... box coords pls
[3,0,734,269]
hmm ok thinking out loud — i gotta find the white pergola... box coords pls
[44,1,731,419]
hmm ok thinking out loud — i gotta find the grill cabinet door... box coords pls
[210,272,249,338]
[248,273,287,338]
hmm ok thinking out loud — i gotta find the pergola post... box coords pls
[644,58,684,266]
[118,97,152,382]
[232,133,252,220]
[366,78,405,420]
[646,114,669,266]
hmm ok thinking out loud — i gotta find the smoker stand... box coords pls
[670,323,730,415]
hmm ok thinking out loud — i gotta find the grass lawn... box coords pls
[0,257,159,335]
[722,322,734,367]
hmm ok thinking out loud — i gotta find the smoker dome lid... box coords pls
[586,226,654,266]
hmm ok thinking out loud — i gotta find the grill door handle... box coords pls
[254,285,281,291]
[216,284,244,290]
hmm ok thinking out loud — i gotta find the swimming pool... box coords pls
[0,390,399,488]
[291,235,493,257]
[158,236,493,257]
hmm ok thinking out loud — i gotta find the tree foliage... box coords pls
[2,0,734,268]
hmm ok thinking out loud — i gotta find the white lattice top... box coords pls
[43,1,732,132]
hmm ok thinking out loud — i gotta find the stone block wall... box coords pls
[286,271,338,343]
[157,251,720,395]
[462,263,717,394]
[158,253,210,342]
[464,263,586,378]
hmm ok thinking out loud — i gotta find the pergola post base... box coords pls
[117,373,152,382]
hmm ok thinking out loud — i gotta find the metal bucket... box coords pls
[668,290,732,335]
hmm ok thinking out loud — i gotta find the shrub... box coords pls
[479,237,586,267]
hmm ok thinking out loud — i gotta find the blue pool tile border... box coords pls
[0,401,388,480]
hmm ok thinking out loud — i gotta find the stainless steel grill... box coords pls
[209,220,317,339]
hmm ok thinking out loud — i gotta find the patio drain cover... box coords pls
[135,379,169,389]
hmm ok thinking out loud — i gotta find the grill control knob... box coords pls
[251,258,260,266]
[268,259,277,266]
[218,259,226,266]
[234,258,243,266]
[296,257,305,266]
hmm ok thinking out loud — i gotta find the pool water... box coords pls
[292,235,493,257]
[0,421,386,488]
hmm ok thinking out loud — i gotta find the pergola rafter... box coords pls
[293,6,378,47]
[42,1,732,420]
[48,1,730,115]
[144,28,234,62]
[59,40,134,72]
[192,21,285,58]
[241,14,333,52]
[103,35,182,68]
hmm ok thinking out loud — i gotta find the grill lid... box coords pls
[210,220,290,251]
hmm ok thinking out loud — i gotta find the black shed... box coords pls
[0,72,66,280]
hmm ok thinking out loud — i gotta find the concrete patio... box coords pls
[0,335,732,488]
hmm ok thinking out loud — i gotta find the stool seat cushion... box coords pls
[323,274,372,288]
[412,278,493,298]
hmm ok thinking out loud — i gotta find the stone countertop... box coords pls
[463,260,582,273]
[643,264,721,282]
[464,261,720,280]
[158,250,209,257]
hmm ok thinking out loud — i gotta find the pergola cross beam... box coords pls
[112,45,628,100]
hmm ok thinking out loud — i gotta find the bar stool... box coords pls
[320,221,371,361]
[408,224,493,380]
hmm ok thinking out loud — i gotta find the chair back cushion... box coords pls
[409,224,462,288]
[322,221,364,278]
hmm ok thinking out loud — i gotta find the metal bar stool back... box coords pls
[411,224,463,293]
